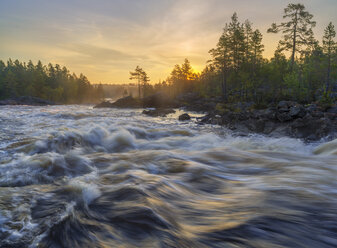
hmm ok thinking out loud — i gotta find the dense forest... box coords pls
[0,59,104,103]
[134,3,337,106]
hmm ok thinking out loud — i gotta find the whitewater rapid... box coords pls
[0,105,336,248]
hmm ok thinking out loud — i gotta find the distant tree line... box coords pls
[2,3,335,106]
[138,3,337,105]
[0,59,104,103]
[100,83,139,100]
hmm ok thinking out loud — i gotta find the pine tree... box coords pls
[129,66,150,98]
[209,24,231,100]
[228,13,245,71]
[322,22,336,92]
[244,20,253,63]
[268,3,316,71]
[250,29,264,78]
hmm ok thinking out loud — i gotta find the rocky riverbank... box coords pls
[199,101,337,141]
[0,96,55,106]
[94,93,179,109]
[94,94,337,141]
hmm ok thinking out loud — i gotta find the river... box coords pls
[0,105,336,247]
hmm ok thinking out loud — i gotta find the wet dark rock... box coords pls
[311,111,324,118]
[237,111,250,121]
[93,101,114,108]
[198,114,212,124]
[263,121,276,134]
[210,115,223,125]
[277,101,292,112]
[276,112,292,122]
[291,115,333,140]
[179,113,191,121]
[194,101,337,141]
[325,112,337,120]
[289,105,306,118]
[263,108,277,120]
[305,104,318,113]
[95,95,336,141]
[94,93,179,109]
[326,106,337,114]
[0,96,55,106]
[111,96,141,108]
[247,119,266,133]
[143,108,176,117]
[94,96,141,108]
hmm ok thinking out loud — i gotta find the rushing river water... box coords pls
[0,105,336,248]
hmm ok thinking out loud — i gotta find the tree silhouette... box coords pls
[129,66,150,98]
[268,3,316,71]
[323,22,336,92]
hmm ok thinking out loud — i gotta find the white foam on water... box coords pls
[314,138,337,155]
[68,178,101,205]
[0,104,336,248]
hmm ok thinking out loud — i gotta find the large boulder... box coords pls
[289,105,306,118]
[277,101,295,112]
[246,118,266,133]
[326,106,337,114]
[94,96,141,108]
[291,114,333,140]
[93,101,114,108]
[143,108,176,117]
[178,113,191,121]
[305,104,319,114]
[111,96,141,108]
[276,112,292,122]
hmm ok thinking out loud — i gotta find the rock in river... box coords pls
[179,113,191,121]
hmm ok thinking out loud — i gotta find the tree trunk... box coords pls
[222,69,227,101]
[326,53,331,92]
[290,11,298,71]
[138,78,141,99]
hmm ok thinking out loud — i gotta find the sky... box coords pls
[1,0,336,84]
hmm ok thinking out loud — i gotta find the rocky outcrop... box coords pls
[94,93,179,109]
[0,96,55,106]
[94,94,336,141]
[93,101,114,108]
[178,113,191,121]
[94,96,141,108]
[142,108,176,117]
[199,101,337,141]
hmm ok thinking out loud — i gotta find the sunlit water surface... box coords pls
[0,105,336,248]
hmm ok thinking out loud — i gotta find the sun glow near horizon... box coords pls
[1,0,336,84]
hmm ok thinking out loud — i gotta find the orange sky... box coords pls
[1,0,336,84]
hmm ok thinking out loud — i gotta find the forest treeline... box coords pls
[1,3,336,106]
[132,3,337,105]
[0,59,104,103]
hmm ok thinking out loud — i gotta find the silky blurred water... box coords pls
[0,105,336,248]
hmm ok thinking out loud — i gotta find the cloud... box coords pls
[0,0,336,83]
[59,44,147,63]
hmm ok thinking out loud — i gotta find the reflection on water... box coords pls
[0,105,336,247]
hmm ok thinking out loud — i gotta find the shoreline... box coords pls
[94,95,337,142]
[1,95,336,142]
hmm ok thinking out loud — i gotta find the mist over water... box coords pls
[0,105,336,248]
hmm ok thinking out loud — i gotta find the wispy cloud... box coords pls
[0,0,336,83]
